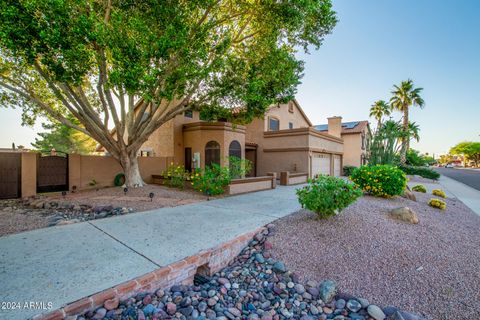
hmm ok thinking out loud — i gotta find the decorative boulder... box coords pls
[402,186,417,202]
[388,207,419,224]
[318,280,337,303]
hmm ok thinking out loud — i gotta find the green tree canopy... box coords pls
[31,114,97,154]
[450,142,480,167]
[0,0,337,186]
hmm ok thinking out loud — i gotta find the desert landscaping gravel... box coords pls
[0,184,207,237]
[269,192,480,319]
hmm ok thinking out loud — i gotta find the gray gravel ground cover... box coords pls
[269,192,480,319]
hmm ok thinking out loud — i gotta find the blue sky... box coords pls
[0,0,479,156]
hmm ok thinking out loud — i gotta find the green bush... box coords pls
[429,198,446,210]
[350,165,407,197]
[296,175,362,219]
[412,184,427,193]
[398,165,440,180]
[432,189,446,198]
[228,156,253,179]
[343,165,357,177]
[191,164,231,195]
[162,163,189,189]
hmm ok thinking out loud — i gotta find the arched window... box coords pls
[228,140,241,159]
[205,141,220,167]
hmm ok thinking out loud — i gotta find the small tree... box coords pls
[0,1,337,187]
[450,142,480,167]
[32,114,97,154]
[369,100,391,131]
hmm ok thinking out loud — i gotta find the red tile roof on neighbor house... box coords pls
[314,120,369,135]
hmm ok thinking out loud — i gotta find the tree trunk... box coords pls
[400,107,409,164]
[120,152,145,187]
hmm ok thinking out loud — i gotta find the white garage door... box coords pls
[312,153,331,177]
[333,155,341,177]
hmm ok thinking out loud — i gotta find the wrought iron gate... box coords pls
[0,153,21,199]
[37,154,69,193]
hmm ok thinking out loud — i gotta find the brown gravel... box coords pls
[0,184,207,237]
[269,193,480,319]
[48,184,208,211]
[0,208,50,236]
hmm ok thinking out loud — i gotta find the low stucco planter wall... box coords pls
[227,176,276,195]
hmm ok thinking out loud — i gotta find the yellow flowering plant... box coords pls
[350,165,406,197]
[162,163,189,189]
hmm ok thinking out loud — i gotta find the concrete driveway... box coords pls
[0,185,302,320]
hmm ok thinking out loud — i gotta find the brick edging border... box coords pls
[32,227,266,320]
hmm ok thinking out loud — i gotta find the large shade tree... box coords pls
[450,141,480,167]
[0,0,337,187]
[390,79,425,164]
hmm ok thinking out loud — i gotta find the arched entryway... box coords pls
[205,140,220,167]
[228,140,241,159]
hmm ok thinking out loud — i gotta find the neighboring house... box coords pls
[314,118,370,167]
[107,100,345,178]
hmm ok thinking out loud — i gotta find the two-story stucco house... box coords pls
[137,100,346,178]
[314,118,371,167]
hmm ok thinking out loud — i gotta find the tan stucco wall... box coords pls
[263,102,311,131]
[228,177,274,195]
[68,154,172,190]
[183,123,246,169]
[342,133,366,167]
[21,152,37,198]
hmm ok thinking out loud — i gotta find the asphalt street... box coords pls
[434,167,480,191]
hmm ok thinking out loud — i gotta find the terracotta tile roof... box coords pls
[314,120,369,134]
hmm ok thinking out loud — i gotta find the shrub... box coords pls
[398,165,440,180]
[343,165,357,177]
[429,198,446,210]
[432,189,446,198]
[350,165,407,197]
[228,156,253,179]
[191,164,231,195]
[412,184,427,193]
[296,175,362,219]
[162,163,189,189]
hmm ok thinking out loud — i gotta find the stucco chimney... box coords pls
[327,116,342,138]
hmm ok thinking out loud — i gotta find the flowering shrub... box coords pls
[429,198,446,210]
[191,164,231,195]
[228,156,253,179]
[412,184,427,193]
[343,165,357,177]
[296,175,362,219]
[162,163,189,189]
[350,165,406,197]
[432,189,446,198]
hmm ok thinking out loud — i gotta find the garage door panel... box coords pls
[312,154,330,177]
[333,155,341,177]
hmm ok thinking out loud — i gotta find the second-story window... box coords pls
[268,117,279,131]
[184,110,193,118]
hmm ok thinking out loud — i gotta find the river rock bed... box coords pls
[80,225,424,320]
[0,197,134,227]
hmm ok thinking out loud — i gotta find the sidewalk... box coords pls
[0,185,302,320]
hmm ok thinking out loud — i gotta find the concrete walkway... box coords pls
[0,185,302,320]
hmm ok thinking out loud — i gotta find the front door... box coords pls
[245,148,256,177]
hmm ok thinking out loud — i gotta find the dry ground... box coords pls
[0,184,207,237]
[269,192,480,319]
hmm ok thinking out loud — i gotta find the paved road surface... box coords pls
[434,167,480,191]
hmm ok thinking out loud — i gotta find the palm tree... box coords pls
[390,79,424,164]
[407,122,420,147]
[369,100,391,131]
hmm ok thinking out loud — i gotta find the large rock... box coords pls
[368,304,386,320]
[318,280,337,303]
[402,187,417,202]
[388,207,419,224]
